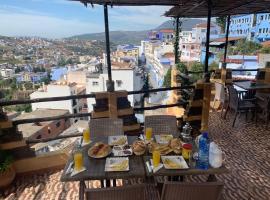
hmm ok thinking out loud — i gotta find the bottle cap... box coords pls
[202,132,208,138]
[183,143,192,150]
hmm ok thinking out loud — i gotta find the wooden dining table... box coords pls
[61,135,228,200]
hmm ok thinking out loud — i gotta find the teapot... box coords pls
[209,142,224,168]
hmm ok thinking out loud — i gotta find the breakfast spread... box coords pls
[88,142,111,158]
[132,140,146,155]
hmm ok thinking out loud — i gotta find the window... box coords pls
[72,99,77,106]
[266,28,269,33]
[259,29,262,33]
[48,127,51,134]
[56,121,61,128]
[73,109,77,114]
[92,81,99,86]
[263,28,266,33]
[191,45,194,50]
[260,16,264,21]
[116,80,123,87]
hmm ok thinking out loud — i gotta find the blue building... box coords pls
[228,13,270,42]
[50,67,68,81]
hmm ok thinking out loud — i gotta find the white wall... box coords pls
[86,69,143,113]
[31,85,75,114]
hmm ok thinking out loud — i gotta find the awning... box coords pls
[164,0,270,18]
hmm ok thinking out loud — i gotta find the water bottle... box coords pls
[197,132,210,169]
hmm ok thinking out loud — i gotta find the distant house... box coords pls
[15,109,71,140]
[16,72,48,83]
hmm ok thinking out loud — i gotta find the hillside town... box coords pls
[0,13,270,153]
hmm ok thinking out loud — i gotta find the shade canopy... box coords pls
[71,0,183,6]
[165,0,270,18]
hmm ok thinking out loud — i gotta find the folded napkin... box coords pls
[81,140,91,147]
[70,167,86,177]
[150,159,163,173]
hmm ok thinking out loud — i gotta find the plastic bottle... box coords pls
[197,132,210,169]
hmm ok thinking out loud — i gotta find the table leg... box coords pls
[79,181,86,200]
[101,180,104,188]
[207,174,217,182]
[112,179,117,187]
[106,180,110,187]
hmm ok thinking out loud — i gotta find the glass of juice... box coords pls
[83,128,90,143]
[153,150,160,168]
[145,127,153,140]
[74,151,83,171]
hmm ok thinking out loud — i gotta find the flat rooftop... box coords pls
[14,109,69,138]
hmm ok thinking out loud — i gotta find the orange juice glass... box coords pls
[74,152,83,171]
[153,150,160,168]
[145,128,153,140]
[83,128,90,143]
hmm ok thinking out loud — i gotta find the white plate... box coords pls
[161,156,189,169]
[108,135,128,146]
[105,157,129,172]
[155,134,173,144]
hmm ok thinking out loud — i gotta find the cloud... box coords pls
[0,12,102,38]
[0,3,172,38]
[109,6,171,30]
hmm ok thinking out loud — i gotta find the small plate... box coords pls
[108,136,128,146]
[155,134,173,144]
[112,145,133,156]
[161,156,189,169]
[105,157,129,172]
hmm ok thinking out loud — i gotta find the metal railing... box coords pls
[1,85,195,145]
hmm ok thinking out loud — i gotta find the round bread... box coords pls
[169,138,182,151]
[132,140,146,155]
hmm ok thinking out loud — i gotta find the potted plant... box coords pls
[0,150,15,188]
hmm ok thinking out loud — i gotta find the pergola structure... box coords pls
[72,0,270,86]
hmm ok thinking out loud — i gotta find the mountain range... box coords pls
[69,19,206,45]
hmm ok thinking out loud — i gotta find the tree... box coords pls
[190,62,204,81]
[229,39,262,55]
[260,46,270,54]
[163,68,171,88]
[209,61,219,71]
[216,17,226,33]
[176,62,188,74]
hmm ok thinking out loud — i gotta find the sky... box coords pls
[0,0,171,38]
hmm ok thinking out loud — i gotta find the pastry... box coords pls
[132,140,146,155]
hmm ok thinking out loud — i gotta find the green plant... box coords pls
[0,150,13,173]
[176,62,188,74]
[209,61,219,71]
[190,62,204,81]
[259,46,270,54]
[216,17,226,33]
[163,68,171,88]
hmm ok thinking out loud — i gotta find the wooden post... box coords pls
[201,82,211,131]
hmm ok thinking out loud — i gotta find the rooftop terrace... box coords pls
[1,111,269,200]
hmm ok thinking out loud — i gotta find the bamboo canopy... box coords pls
[71,0,183,6]
[165,0,270,18]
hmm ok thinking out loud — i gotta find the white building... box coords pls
[30,82,86,122]
[0,68,15,78]
[180,23,221,62]
[86,61,143,113]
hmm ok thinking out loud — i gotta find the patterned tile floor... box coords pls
[1,111,270,200]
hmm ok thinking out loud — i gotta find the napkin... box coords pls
[81,140,91,147]
[70,167,86,177]
[150,159,163,173]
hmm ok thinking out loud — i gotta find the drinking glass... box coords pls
[74,151,83,171]
[153,150,160,168]
[145,127,153,140]
[83,128,90,143]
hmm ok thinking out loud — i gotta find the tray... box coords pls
[161,156,189,169]
[105,157,129,172]
[108,135,128,146]
[155,134,173,144]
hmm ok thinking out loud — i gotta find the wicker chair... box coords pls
[224,85,256,127]
[85,184,159,200]
[255,92,270,128]
[89,118,124,137]
[160,182,224,200]
[144,115,178,136]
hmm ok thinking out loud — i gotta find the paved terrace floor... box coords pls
[1,111,270,200]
